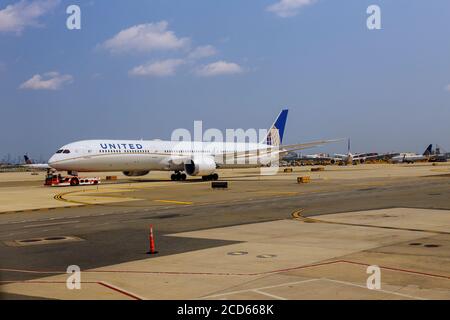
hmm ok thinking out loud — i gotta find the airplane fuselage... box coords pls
[48,140,279,173]
[391,154,427,163]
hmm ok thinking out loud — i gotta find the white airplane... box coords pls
[23,155,50,170]
[303,153,330,160]
[391,144,432,164]
[331,139,379,165]
[48,109,340,184]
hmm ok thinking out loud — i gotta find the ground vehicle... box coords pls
[44,170,100,187]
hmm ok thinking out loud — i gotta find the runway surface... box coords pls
[1,164,449,299]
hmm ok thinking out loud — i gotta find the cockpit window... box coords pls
[56,150,63,154]
[63,150,71,154]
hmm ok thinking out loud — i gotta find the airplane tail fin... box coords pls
[423,144,433,156]
[263,109,289,146]
[24,155,33,164]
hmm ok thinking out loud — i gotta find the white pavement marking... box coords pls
[321,278,427,300]
[202,277,429,300]
[252,289,287,300]
[201,279,319,299]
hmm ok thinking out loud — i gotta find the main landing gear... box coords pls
[171,172,187,181]
[202,174,219,181]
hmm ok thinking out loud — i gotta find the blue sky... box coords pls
[0,0,449,162]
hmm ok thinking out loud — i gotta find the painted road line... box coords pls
[291,209,450,234]
[321,278,426,300]
[23,221,80,228]
[0,280,144,300]
[0,205,81,215]
[252,191,299,195]
[201,279,319,299]
[97,281,145,300]
[2,260,450,279]
[252,289,287,300]
[154,200,193,205]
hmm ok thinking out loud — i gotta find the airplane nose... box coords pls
[48,155,58,167]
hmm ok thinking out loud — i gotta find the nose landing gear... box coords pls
[171,172,187,181]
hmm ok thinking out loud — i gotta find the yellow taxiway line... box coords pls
[153,200,193,205]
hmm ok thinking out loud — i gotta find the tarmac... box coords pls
[0,163,449,299]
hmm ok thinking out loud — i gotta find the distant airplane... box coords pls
[282,151,299,162]
[328,139,380,165]
[284,139,380,166]
[391,144,433,164]
[23,155,50,170]
[428,145,449,163]
[48,109,341,183]
[302,153,330,160]
[296,153,334,164]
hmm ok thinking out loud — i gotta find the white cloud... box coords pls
[188,45,217,60]
[20,71,73,90]
[129,59,185,77]
[101,21,190,54]
[445,84,450,92]
[266,0,316,18]
[0,0,59,34]
[195,61,243,77]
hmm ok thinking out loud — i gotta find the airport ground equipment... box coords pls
[311,167,325,172]
[201,173,219,181]
[44,170,100,187]
[212,181,228,189]
[297,176,311,184]
[284,168,293,173]
[147,225,158,255]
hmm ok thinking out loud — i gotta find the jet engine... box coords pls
[184,157,216,176]
[122,171,150,177]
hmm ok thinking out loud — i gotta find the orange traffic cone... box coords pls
[147,225,158,254]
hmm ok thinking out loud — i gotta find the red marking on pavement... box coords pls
[1,260,449,279]
[338,260,450,280]
[0,280,142,300]
[97,281,143,300]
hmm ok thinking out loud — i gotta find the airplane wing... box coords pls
[279,139,343,153]
[23,164,51,169]
[167,139,343,164]
[354,154,378,160]
[217,139,343,160]
[334,153,348,158]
